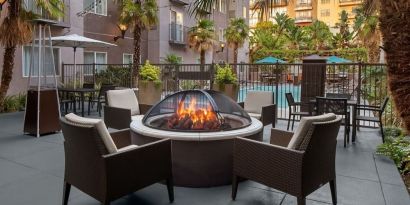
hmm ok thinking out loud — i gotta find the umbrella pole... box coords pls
[73,47,77,89]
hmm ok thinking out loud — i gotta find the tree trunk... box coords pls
[132,24,142,87]
[233,44,238,75]
[0,46,17,111]
[379,0,410,132]
[200,50,205,65]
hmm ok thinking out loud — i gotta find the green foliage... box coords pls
[139,61,161,82]
[214,64,238,85]
[305,20,333,50]
[1,93,26,113]
[95,65,131,87]
[377,128,410,173]
[163,54,182,64]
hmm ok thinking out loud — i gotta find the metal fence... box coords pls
[61,63,395,127]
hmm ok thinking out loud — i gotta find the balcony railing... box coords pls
[295,16,313,23]
[169,0,189,6]
[169,23,187,45]
[23,0,70,27]
[339,0,362,6]
[295,2,313,10]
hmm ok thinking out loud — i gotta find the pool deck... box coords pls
[0,112,408,205]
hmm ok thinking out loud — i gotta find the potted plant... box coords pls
[213,64,239,101]
[138,61,162,105]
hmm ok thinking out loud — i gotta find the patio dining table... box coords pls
[309,97,358,142]
[58,87,97,117]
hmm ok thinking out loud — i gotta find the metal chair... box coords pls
[316,97,350,147]
[89,84,115,116]
[285,93,310,130]
[355,97,389,142]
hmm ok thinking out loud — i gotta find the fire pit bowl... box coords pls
[130,90,263,187]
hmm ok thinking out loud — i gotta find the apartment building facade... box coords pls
[250,0,363,28]
[0,0,249,96]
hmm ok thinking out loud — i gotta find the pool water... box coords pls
[238,85,301,108]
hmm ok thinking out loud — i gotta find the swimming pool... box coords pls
[238,84,301,108]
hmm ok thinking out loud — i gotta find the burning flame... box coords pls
[168,97,221,130]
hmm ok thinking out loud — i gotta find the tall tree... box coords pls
[188,19,215,65]
[305,20,333,50]
[225,18,249,66]
[334,10,353,48]
[0,0,63,111]
[285,21,306,49]
[117,0,158,84]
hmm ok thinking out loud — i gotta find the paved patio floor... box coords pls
[0,112,409,205]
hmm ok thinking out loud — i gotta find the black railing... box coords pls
[62,63,395,127]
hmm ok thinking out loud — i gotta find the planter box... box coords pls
[138,81,162,105]
[212,84,239,101]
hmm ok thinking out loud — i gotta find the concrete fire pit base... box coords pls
[130,116,263,187]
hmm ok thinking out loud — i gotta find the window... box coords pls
[22,46,60,77]
[321,9,330,17]
[84,0,107,16]
[84,51,107,71]
[219,0,226,13]
[123,54,133,64]
[321,0,330,4]
[219,28,225,42]
[170,10,184,42]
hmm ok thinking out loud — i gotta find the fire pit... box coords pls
[131,90,263,187]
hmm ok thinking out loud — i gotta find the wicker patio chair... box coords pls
[238,91,276,127]
[60,114,174,205]
[232,114,342,205]
[285,93,310,130]
[355,97,389,142]
[104,89,152,130]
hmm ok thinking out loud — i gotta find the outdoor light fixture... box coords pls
[216,43,225,53]
[0,0,8,11]
[114,24,128,42]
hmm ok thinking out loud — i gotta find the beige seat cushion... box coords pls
[248,112,261,120]
[287,113,336,150]
[118,144,138,152]
[107,89,140,115]
[244,91,274,114]
[65,113,118,154]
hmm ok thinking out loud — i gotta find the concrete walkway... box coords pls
[0,112,408,205]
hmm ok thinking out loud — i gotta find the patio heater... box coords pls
[23,19,61,138]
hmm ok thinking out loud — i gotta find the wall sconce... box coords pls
[216,43,225,53]
[0,0,8,11]
[114,24,128,42]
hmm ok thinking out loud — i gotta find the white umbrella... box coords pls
[50,34,117,88]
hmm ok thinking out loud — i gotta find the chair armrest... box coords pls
[139,104,152,115]
[238,102,244,108]
[104,106,131,130]
[261,104,276,127]
[110,129,131,149]
[356,107,381,112]
[270,128,294,147]
[103,139,172,192]
[233,137,303,194]
[357,104,379,109]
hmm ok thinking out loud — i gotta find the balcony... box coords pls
[170,0,189,6]
[339,0,362,6]
[23,0,70,27]
[295,16,313,23]
[295,2,313,11]
[250,0,288,8]
[169,23,188,46]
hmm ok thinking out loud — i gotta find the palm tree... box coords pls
[0,0,63,111]
[193,0,410,132]
[117,0,158,83]
[334,10,353,48]
[188,19,215,65]
[305,20,332,50]
[285,21,306,49]
[225,18,249,66]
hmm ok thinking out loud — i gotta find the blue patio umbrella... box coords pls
[326,56,352,63]
[256,56,286,64]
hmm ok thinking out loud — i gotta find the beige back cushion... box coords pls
[244,91,274,114]
[65,113,118,154]
[287,113,336,150]
[107,89,140,115]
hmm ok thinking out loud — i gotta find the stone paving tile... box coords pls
[374,155,406,186]
[0,158,40,187]
[381,183,410,205]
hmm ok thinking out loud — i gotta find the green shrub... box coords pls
[2,93,26,113]
[139,61,161,82]
[214,64,238,85]
[377,127,410,173]
[95,65,131,87]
